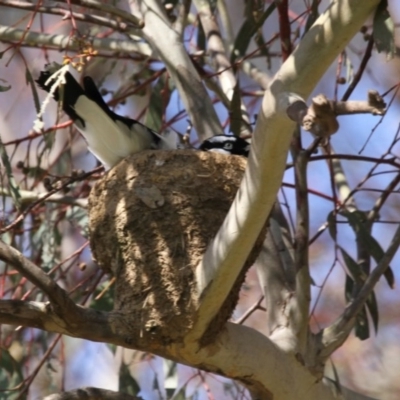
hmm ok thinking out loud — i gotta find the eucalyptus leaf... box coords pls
[230,2,276,65]
[366,291,379,334]
[119,362,140,396]
[373,0,395,59]
[340,210,394,289]
[0,137,21,209]
[145,73,174,132]
[0,347,23,399]
[354,306,370,340]
[0,78,11,92]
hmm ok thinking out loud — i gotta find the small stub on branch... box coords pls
[287,90,386,138]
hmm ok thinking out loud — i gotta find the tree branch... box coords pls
[190,0,381,345]
[0,241,76,315]
[62,0,144,28]
[287,92,386,138]
[180,323,342,400]
[132,0,223,141]
[0,25,152,56]
[290,135,312,354]
[0,188,87,208]
[255,204,296,337]
[0,299,341,399]
[0,0,137,33]
[193,0,252,135]
[275,0,292,61]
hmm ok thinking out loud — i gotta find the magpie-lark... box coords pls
[199,134,250,157]
[36,66,177,169]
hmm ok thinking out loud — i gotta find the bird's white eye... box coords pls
[224,142,233,150]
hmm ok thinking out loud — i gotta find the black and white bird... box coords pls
[36,65,177,169]
[199,134,250,157]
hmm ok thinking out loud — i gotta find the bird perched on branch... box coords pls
[36,64,177,169]
[199,134,250,157]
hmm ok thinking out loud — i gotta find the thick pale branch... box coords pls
[0,299,340,399]
[0,25,152,56]
[181,323,342,400]
[217,0,234,47]
[62,0,144,27]
[241,60,270,90]
[256,204,295,338]
[0,299,134,347]
[193,0,251,135]
[0,300,80,334]
[191,0,381,344]
[133,0,223,141]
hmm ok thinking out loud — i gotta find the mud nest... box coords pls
[88,150,265,347]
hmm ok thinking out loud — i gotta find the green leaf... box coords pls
[373,0,395,59]
[254,33,270,65]
[354,306,370,340]
[329,360,342,395]
[0,136,21,209]
[206,0,217,14]
[66,206,89,238]
[145,73,174,132]
[383,266,395,289]
[0,347,24,398]
[344,273,354,302]
[119,362,140,395]
[0,78,11,92]
[327,211,337,241]
[31,210,60,272]
[365,291,379,334]
[344,266,378,339]
[230,2,276,65]
[229,81,242,136]
[168,387,186,400]
[197,18,206,59]
[340,210,394,288]
[340,247,366,283]
[25,67,41,114]
[304,0,320,34]
[21,165,48,180]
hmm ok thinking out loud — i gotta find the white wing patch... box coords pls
[73,96,153,169]
[208,135,238,144]
[155,130,178,150]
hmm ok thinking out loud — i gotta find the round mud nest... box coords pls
[88,150,264,346]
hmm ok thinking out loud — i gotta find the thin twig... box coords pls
[0,242,75,311]
[234,296,265,325]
